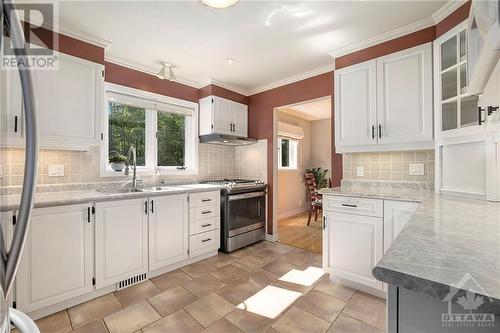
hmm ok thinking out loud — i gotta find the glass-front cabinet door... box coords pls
[435,21,480,136]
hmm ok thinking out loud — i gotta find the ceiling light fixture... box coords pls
[200,0,239,9]
[156,62,176,81]
[226,58,236,64]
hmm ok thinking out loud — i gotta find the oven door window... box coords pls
[227,193,265,237]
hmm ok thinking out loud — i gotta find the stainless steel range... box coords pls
[201,179,267,252]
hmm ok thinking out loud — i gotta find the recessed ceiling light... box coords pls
[200,0,239,9]
[226,58,236,64]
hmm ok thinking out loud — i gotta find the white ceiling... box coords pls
[55,0,446,94]
[280,97,332,121]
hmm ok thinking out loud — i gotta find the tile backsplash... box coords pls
[0,140,267,190]
[342,150,435,184]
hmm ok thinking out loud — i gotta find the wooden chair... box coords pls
[304,173,322,226]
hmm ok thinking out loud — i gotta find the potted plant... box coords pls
[109,152,127,172]
[305,167,329,189]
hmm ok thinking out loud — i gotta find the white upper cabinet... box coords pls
[16,204,94,313]
[1,51,103,150]
[335,43,434,153]
[377,44,433,145]
[335,60,377,147]
[199,95,248,137]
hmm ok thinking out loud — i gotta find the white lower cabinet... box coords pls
[188,190,220,258]
[323,196,420,296]
[95,198,148,289]
[16,204,93,313]
[324,211,383,290]
[383,200,419,252]
[149,194,189,271]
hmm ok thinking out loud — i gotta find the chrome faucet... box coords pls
[124,146,137,189]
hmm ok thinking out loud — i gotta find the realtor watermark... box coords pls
[441,273,496,329]
[1,1,59,70]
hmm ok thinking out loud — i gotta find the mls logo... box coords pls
[1,1,59,70]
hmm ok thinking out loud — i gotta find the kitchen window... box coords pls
[101,84,198,176]
[278,138,298,170]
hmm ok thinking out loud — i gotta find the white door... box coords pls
[212,96,233,135]
[377,43,433,144]
[325,211,383,290]
[149,193,189,271]
[334,60,378,147]
[33,52,103,150]
[232,103,248,137]
[16,204,93,313]
[383,201,419,252]
[95,198,148,289]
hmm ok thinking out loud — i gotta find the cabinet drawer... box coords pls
[189,229,219,257]
[190,205,218,221]
[189,191,219,208]
[324,196,383,217]
[190,216,220,236]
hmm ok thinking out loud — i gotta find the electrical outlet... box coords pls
[299,200,302,207]
[409,163,425,176]
[48,164,64,177]
[356,166,364,177]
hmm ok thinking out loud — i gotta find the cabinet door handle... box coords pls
[202,210,212,215]
[14,116,18,133]
[151,200,154,213]
[378,124,382,138]
[144,201,148,214]
[201,223,212,228]
[87,207,91,223]
[322,216,326,230]
[371,125,375,139]
[201,198,212,202]
[341,203,358,208]
[202,238,212,243]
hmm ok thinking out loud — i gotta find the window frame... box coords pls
[101,83,198,177]
[278,137,298,170]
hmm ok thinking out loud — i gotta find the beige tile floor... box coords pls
[15,241,387,333]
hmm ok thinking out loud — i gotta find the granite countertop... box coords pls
[0,184,222,212]
[320,185,500,306]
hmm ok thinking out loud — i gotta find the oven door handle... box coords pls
[228,191,266,201]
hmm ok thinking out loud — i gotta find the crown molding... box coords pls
[246,63,335,96]
[105,55,202,89]
[57,24,112,49]
[328,16,435,61]
[432,0,468,24]
[201,80,250,97]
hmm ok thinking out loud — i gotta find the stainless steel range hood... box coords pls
[199,134,257,146]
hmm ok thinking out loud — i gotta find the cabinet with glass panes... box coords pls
[435,21,480,136]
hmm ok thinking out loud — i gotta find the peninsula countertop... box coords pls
[0,184,222,212]
[320,185,500,303]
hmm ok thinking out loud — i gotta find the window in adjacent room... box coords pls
[278,137,298,170]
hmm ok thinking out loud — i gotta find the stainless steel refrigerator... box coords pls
[1,1,40,331]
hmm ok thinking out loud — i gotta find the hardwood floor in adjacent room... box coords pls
[278,212,322,254]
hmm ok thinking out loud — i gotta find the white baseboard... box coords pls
[278,207,308,220]
[265,233,279,242]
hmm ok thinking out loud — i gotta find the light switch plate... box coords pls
[409,163,425,176]
[48,164,64,177]
[356,166,364,177]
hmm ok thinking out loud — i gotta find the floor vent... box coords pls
[117,273,147,290]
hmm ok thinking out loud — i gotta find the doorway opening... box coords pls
[273,96,332,254]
